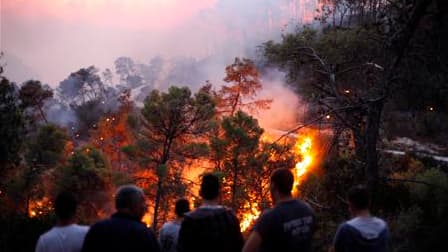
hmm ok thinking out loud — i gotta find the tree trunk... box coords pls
[365,100,383,190]
[152,178,163,231]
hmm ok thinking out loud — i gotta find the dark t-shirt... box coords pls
[81,212,160,252]
[254,199,315,252]
[177,205,243,252]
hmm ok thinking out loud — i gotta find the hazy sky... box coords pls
[1,0,318,86]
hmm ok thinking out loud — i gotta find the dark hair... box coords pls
[175,198,190,217]
[200,173,220,200]
[271,168,294,195]
[54,192,77,220]
[348,185,370,210]
[115,185,144,209]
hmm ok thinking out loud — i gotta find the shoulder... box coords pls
[36,228,55,245]
[73,224,90,233]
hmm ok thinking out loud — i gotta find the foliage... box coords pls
[217,57,272,116]
[210,110,264,212]
[19,80,53,123]
[136,85,216,229]
[0,77,24,173]
[55,147,113,222]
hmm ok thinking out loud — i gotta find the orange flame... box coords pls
[239,132,316,232]
[142,210,152,228]
[293,136,314,195]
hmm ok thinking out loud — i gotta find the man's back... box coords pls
[254,199,315,252]
[81,212,160,252]
[35,224,89,252]
[334,216,388,252]
[177,206,243,252]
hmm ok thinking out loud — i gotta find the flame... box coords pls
[239,132,317,232]
[142,211,152,228]
[240,196,261,233]
[293,136,314,195]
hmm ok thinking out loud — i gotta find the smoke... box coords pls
[1,0,321,86]
[255,69,305,131]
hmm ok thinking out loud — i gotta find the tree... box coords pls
[59,66,106,106]
[19,80,53,123]
[218,58,272,116]
[210,111,263,212]
[139,86,216,230]
[262,0,437,189]
[22,124,69,215]
[56,147,113,222]
[90,90,135,173]
[0,77,24,179]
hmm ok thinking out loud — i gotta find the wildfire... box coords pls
[239,132,317,232]
[28,197,53,218]
[293,136,314,195]
[240,201,261,233]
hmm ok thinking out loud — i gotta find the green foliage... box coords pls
[56,147,112,222]
[210,110,264,210]
[25,124,69,169]
[138,85,216,229]
[19,80,53,123]
[0,77,24,171]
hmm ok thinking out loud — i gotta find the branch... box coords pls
[273,105,361,144]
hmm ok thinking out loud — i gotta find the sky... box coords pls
[1,0,319,86]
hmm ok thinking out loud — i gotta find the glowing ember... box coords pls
[28,197,53,218]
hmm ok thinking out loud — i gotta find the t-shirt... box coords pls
[159,221,181,252]
[333,216,389,252]
[81,212,160,252]
[35,224,89,252]
[254,199,315,252]
[177,205,244,252]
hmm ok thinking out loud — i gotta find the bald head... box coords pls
[115,185,147,219]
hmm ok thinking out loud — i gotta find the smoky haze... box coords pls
[1,0,320,86]
[2,0,321,130]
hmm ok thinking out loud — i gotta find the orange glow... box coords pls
[142,211,152,228]
[240,201,261,233]
[292,134,317,196]
[28,197,53,218]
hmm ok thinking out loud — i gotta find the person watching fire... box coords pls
[35,191,89,252]
[177,173,244,252]
[330,185,389,252]
[81,185,160,252]
[159,198,190,252]
[243,168,316,252]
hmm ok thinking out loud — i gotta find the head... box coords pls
[115,185,148,220]
[199,173,220,201]
[54,191,78,221]
[347,185,370,216]
[270,168,294,203]
[175,198,190,218]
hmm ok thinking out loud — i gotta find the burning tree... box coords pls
[210,110,264,212]
[90,90,136,174]
[218,57,272,116]
[135,86,216,230]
